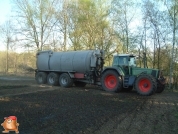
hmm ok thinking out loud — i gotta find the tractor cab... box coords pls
[112,54,137,75]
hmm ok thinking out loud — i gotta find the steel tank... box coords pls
[36,50,102,73]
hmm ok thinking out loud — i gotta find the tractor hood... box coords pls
[131,67,160,78]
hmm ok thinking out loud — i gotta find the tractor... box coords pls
[101,54,166,96]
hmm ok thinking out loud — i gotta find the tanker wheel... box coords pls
[59,73,73,88]
[47,72,59,86]
[74,81,87,87]
[134,74,157,96]
[101,70,122,92]
[36,72,47,84]
[156,80,165,93]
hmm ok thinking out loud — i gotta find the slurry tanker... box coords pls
[35,49,165,96]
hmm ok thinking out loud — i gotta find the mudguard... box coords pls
[102,66,125,76]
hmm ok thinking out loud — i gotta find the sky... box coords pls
[0,0,11,51]
[0,0,11,25]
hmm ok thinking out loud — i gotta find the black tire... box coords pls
[36,72,47,84]
[134,74,157,96]
[47,72,59,86]
[59,73,73,88]
[101,70,122,92]
[74,81,87,87]
[156,80,165,93]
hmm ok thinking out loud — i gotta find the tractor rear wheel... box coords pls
[134,74,157,96]
[101,70,122,92]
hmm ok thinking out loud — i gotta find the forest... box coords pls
[0,0,178,88]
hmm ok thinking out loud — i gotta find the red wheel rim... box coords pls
[104,75,117,90]
[138,78,151,92]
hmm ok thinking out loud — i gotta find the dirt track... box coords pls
[0,75,178,134]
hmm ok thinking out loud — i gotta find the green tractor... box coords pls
[101,54,166,96]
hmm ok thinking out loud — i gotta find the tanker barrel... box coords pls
[36,49,104,73]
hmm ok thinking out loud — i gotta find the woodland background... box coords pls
[0,0,178,88]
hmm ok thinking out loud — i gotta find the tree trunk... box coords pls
[6,38,10,74]
[169,5,176,89]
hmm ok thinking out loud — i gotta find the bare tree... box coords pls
[111,0,136,53]
[13,0,58,51]
[0,20,16,73]
[54,0,71,51]
[142,0,168,69]
[163,0,178,88]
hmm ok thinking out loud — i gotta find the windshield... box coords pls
[112,56,129,66]
[113,56,137,67]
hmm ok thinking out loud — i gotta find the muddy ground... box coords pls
[0,75,178,134]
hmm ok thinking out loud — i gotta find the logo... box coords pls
[1,116,19,133]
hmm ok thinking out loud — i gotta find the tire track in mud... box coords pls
[162,97,178,133]
[155,94,178,133]
[121,99,153,134]
[112,98,150,134]
[94,93,178,134]
[94,97,149,134]
[116,96,178,134]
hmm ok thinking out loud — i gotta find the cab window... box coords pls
[119,56,128,66]
[112,56,118,66]
[112,56,129,66]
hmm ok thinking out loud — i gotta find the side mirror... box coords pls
[135,56,139,59]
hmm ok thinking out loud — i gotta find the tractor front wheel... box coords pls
[101,70,122,92]
[156,79,166,93]
[134,74,157,96]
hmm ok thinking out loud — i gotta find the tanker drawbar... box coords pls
[35,50,104,87]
